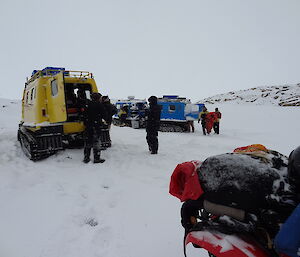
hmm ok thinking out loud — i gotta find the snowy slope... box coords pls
[0,98,300,257]
[198,84,300,106]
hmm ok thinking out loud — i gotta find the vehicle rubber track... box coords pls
[18,126,63,161]
[18,127,42,161]
[159,123,185,132]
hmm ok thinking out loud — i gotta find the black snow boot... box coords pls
[94,158,105,163]
[83,148,91,163]
[93,150,105,163]
[151,142,158,154]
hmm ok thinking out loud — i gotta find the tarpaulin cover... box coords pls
[233,144,268,153]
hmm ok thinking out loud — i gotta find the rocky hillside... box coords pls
[198,84,300,106]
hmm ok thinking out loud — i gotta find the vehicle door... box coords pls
[46,72,67,123]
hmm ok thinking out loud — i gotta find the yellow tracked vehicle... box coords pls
[18,67,107,160]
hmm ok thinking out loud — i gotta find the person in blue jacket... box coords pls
[275,146,300,257]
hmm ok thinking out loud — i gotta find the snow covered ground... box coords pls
[0,99,300,257]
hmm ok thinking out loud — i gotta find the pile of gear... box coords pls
[169,144,300,257]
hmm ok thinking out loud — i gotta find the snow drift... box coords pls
[0,98,300,257]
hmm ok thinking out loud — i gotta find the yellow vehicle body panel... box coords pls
[22,77,48,124]
[63,122,85,134]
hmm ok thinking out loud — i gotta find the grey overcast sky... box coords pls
[0,0,300,101]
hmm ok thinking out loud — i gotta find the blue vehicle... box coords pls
[113,95,204,132]
[157,95,205,132]
[112,96,148,128]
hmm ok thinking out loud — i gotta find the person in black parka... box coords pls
[83,93,108,163]
[102,96,117,130]
[145,96,162,154]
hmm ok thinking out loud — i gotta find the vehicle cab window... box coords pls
[51,80,58,96]
[30,88,34,102]
[169,105,176,112]
[26,91,29,104]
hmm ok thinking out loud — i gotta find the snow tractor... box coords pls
[158,95,204,132]
[18,67,109,161]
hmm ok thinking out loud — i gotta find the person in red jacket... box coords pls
[205,112,218,134]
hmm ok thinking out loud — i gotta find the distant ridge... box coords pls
[198,84,300,106]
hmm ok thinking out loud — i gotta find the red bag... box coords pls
[169,161,203,202]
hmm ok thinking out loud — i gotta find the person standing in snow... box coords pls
[83,92,108,163]
[213,107,222,134]
[102,96,117,130]
[118,106,128,126]
[186,120,195,133]
[145,96,162,154]
[198,106,209,135]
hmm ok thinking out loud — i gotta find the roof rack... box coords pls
[158,95,190,103]
[65,70,94,79]
[26,67,94,85]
